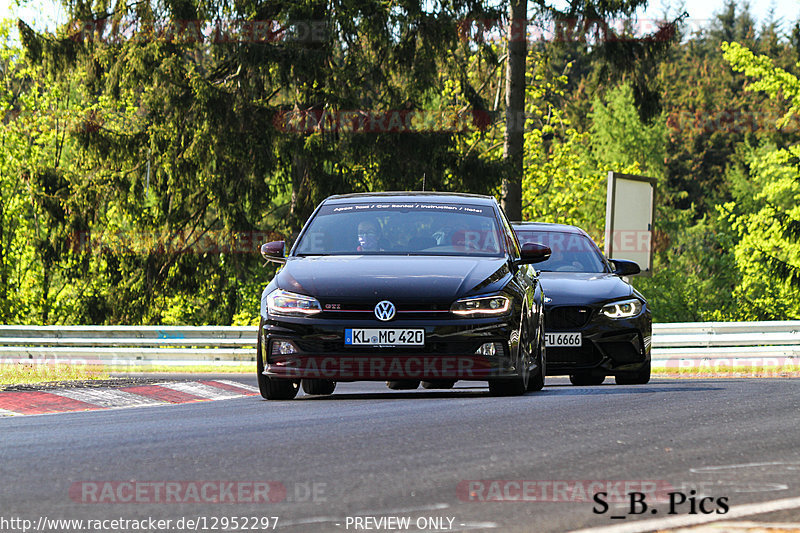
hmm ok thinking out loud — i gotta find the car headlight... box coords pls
[451,295,510,316]
[267,289,322,317]
[601,298,643,319]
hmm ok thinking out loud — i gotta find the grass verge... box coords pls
[0,363,111,385]
[653,365,800,378]
[108,364,253,374]
[4,362,798,386]
[0,363,252,385]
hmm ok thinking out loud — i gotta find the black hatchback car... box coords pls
[257,192,551,399]
[512,222,651,385]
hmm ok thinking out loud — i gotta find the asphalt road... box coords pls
[2,377,800,533]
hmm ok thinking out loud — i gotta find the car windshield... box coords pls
[516,229,609,273]
[294,201,504,256]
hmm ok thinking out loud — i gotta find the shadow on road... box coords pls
[541,384,722,395]
[290,382,722,400]
[298,390,488,400]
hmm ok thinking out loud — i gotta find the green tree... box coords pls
[500,0,683,219]
[717,41,800,318]
[1,19,96,323]
[14,1,506,324]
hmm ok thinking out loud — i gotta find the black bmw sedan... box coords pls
[257,192,551,399]
[512,222,651,386]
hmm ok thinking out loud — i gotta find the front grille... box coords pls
[320,302,451,321]
[546,306,592,330]
[321,310,451,320]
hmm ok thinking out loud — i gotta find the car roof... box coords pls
[324,191,497,206]
[511,221,591,236]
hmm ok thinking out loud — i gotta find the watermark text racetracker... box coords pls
[66,230,283,255]
[662,357,800,373]
[273,108,493,133]
[457,479,727,503]
[70,18,330,43]
[69,480,326,504]
[457,17,706,43]
[267,355,496,379]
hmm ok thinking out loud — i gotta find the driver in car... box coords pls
[357,220,383,252]
[549,247,585,271]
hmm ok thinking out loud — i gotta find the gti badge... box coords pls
[374,300,396,321]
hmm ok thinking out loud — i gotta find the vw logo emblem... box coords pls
[374,300,396,321]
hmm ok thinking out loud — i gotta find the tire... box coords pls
[302,379,336,395]
[386,380,420,390]
[527,318,546,392]
[615,361,651,385]
[569,373,605,386]
[421,380,456,389]
[257,330,300,400]
[489,310,531,397]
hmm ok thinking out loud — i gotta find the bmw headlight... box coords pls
[601,298,643,319]
[267,289,322,316]
[451,295,510,317]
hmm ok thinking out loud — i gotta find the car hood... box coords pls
[275,255,511,303]
[539,272,633,306]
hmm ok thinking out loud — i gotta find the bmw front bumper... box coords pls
[544,306,651,376]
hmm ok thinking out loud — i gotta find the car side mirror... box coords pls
[611,258,640,276]
[517,242,551,265]
[260,241,286,264]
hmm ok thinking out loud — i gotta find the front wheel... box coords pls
[257,331,300,400]
[302,379,336,395]
[615,362,651,385]
[527,319,546,392]
[490,310,533,397]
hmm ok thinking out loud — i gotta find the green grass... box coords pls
[4,361,797,387]
[0,363,253,385]
[654,365,800,376]
[107,364,253,374]
[0,363,111,385]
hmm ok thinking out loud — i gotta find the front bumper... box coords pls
[260,315,523,381]
[544,306,651,376]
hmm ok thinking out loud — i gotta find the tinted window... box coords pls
[295,202,504,256]
[515,230,609,273]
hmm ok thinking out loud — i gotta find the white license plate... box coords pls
[545,332,582,347]
[344,328,425,346]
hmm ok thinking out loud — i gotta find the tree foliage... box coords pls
[3,0,800,324]
[718,41,800,318]
[6,0,505,324]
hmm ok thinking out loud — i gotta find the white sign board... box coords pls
[604,171,656,276]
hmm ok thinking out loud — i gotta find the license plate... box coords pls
[545,332,582,347]
[345,328,425,346]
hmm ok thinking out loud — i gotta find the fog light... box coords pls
[476,342,498,356]
[271,341,298,355]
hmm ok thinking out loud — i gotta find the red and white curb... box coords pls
[0,380,260,417]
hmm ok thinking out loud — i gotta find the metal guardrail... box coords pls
[0,321,798,368]
[0,325,258,365]
[651,321,800,368]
